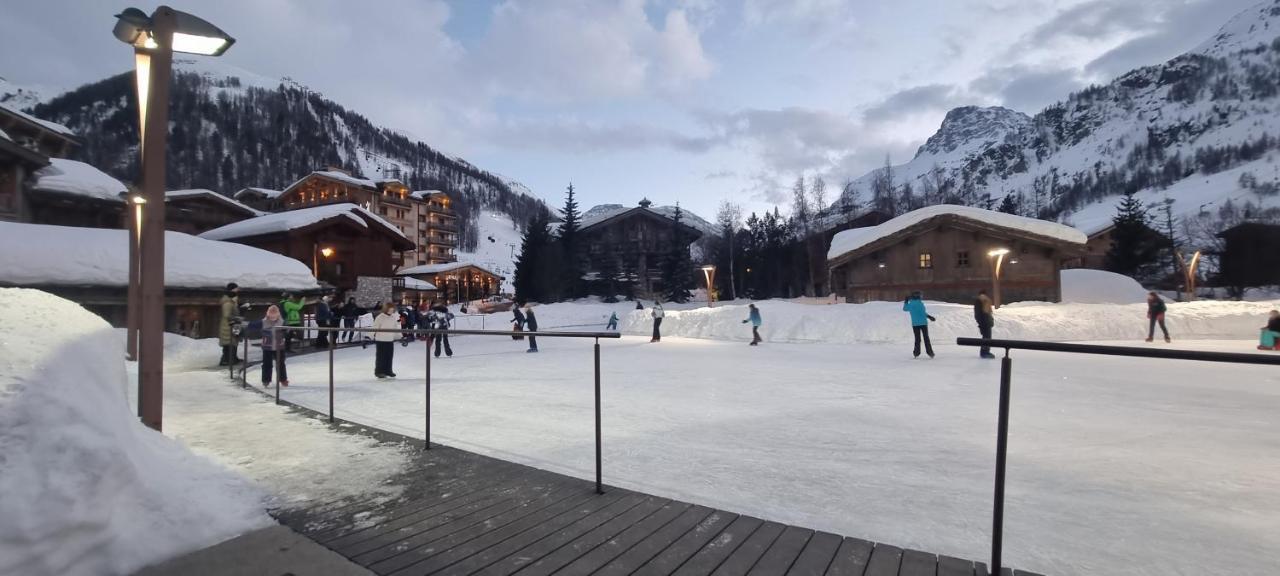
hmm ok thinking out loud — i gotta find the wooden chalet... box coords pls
[1217,222,1280,290]
[1066,221,1167,270]
[0,101,78,159]
[165,189,261,235]
[232,187,283,212]
[200,203,414,292]
[579,199,703,298]
[397,262,503,304]
[827,205,1087,304]
[0,127,49,222]
[25,157,127,229]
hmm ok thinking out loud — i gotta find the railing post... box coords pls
[594,337,603,495]
[430,332,435,450]
[275,330,283,405]
[328,328,335,423]
[992,349,1012,575]
[241,335,248,389]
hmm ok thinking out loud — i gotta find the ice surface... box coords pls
[0,221,319,291]
[0,288,270,576]
[828,205,1087,261]
[31,158,127,201]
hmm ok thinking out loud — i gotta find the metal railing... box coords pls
[237,325,620,494]
[955,337,1280,575]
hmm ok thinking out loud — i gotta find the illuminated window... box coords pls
[956,251,970,267]
[919,252,933,269]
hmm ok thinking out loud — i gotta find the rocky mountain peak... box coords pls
[1196,0,1280,57]
[915,105,1032,158]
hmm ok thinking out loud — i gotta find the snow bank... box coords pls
[514,297,1280,345]
[31,158,127,201]
[112,328,224,372]
[0,221,319,291]
[0,289,270,576]
[828,204,1087,261]
[1061,269,1150,304]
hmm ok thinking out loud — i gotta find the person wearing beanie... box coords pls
[218,283,243,366]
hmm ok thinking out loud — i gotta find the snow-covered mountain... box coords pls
[840,0,1280,240]
[24,58,548,252]
[0,76,47,110]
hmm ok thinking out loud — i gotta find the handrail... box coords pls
[957,337,1280,365]
[955,336,1280,574]
[241,324,613,494]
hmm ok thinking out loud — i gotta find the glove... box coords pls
[927,315,937,322]
[741,320,748,324]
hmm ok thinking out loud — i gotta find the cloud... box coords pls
[483,116,715,153]
[970,64,1086,113]
[1083,0,1260,79]
[862,84,969,124]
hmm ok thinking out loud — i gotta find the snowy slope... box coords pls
[0,76,47,110]
[1196,0,1280,57]
[457,210,522,293]
[0,289,270,576]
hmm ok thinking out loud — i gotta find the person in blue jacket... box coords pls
[742,303,762,345]
[903,291,936,358]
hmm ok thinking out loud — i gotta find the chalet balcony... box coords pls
[428,233,457,247]
[425,203,455,216]
[429,220,458,233]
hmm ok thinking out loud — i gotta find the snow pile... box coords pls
[0,222,319,291]
[113,329,224,372]
[1061,269,1150,304]
[511,297,1279,345]
[828,205,1087,261]
[0,288,270,576]
[200,202,407,242]
[233,187,282,200]
[31,158,127,201]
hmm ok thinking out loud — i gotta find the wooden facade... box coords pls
[398,262,502,304]
[828,211,1085,305]
[580,202,703,298]
[277,170,459,268]
[0,135,48,222]
[165,190,259,235]
[0,102,77,159]
[807,211,892,296]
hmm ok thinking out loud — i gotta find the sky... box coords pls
[0,0,1260,220]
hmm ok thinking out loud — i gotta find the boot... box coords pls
[218,346,230,366]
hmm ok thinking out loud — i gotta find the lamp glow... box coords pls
[171,32,230,55]
[987,248,1010,257]
[320,247,335,258]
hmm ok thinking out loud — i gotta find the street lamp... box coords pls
[700,265,717,307]
[988,248,1010,308]
[116,6,234,431]
[1178,250,1202,301]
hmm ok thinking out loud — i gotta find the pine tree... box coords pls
[557,183,585,299]
[514,215,553,303]
[595,255,621,303]
[1105,190,1166,282]
[660,205,694,303]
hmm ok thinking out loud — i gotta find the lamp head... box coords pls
[320,247,335,258]
[113,6,236,56]
[988,248,1010,257]
[701,265,716,273]
[113,8,153,48]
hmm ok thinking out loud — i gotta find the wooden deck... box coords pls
[269,412,1047,576]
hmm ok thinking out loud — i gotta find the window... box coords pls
[956,251,970,267]
[379,207,388,216]
[919,252,933,269]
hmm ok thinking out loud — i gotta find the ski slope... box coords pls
[457,210,522,293]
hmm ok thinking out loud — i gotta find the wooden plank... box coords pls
[386,492,641,576]
[746,525,814,576]
[861,544,902,576]
[784,531,843,576]
[471,494,660,576]
[371,489,605,576]
[502,496,672,576]
[824,537,874,576]
[350,484,584,566]
[631,510,739,576]
[898,549,937,576]
[670,516,765,576]
[937,555,975,576]
[707,521,786,576]
[555,501,694,576]
[592,506,717,576]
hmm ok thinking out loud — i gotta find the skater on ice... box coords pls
[280,292,305,353]
[218,282,242,366]
[524,305,539,353]
[511,305,526,341]
[372,302,399,378]
[742,303,762,346]
[340,297,360,343]
[429,300,454,358]
[650,299,664,342]
[974,289,995,359]
[1146,291,1171,343]
[313,294,334,348]
[250,305,288,388]
[1259,310,1280,350]
[606,311,618,331]
[903,291,936,358]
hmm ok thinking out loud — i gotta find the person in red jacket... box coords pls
[1145,292,1171,343]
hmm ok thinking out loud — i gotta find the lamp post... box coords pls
[700,265,717,307]
[312,243,334,280]
[1178,250,1202,301]
[123,191,145,361]
[988,248,1010,308]
[115,6,234,431]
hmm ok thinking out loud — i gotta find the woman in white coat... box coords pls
[372,302,400,378]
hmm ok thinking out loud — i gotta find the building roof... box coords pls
[579,204,705,238]
[401,277,438,291]
[828,205,1088,263]
[31,158,127,202]
[397,261,502,278]
[232,187,282,200]
[281,170,378,195]
[410,190,448,200]
[0,221,319,291]
[0,101,77,141]
[0,130,50,168]
[166,189,264,216]
[199,203,411,248]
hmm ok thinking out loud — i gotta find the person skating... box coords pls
[903,291,936,358]
[429,300,454,358]
[218,283,243,366]
[250,305,288,387]
[742,303,762,345]
[372,303,399,378]
[399,304,417,347]
[340,297,359,343]
[1258,310,1280,350]
[974,290,996,359]
[281,292,305,353]
[525,305,539,353]
[314,294,334,348]
[635,300,644,311]
[650,300,664,342]
[606,311,619,331]
[511,305,526,341]
[1145,291,1171,343]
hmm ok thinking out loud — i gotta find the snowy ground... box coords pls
[257,300,1280,576]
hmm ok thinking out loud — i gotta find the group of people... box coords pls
[511,304,539,352]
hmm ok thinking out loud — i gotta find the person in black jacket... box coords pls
[511,305,526,341]
[340,297,360,343]
[524,305,539,353]
[974,290,995,359]
[1145,292,1171,343]
[429,301,454,357]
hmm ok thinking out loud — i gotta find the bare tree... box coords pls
[716,200,744,300]
[871,154,896,216]
[810,176,828,216]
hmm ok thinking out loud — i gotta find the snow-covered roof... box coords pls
[199,203,408,243]
[401,277,437,291]
[579,204,709,236]
[166,189,263,216]
[828,205,1088,261]
[0,127,9,142]
[31,158,127,201]
[397,261,501,277]
[308,170,377,189]
[233,187,282,200]
[0,101,76,139]
[0,221,319,291]
[410,190,447,200]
